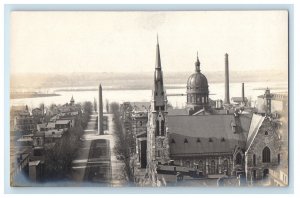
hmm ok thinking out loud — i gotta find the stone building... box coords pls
[130,39,285,185]
[245,115,281,181]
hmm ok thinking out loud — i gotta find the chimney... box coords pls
[242,83,245,103]
[224,53,230,104]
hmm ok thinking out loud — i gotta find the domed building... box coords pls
[186,54,210,114]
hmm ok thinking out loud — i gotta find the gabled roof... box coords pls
[168,115,237,139]
[168,114,251,155]
[246,114,265,151]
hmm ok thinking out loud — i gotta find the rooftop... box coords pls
[168,114,253,155]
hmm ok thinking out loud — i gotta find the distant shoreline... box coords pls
[11,92,60,99]
[53,86,187,92]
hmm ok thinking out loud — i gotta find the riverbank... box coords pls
[11,92,60,99]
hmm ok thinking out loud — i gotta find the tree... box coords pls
[111,102,134,183]
[106,99,109,113]
[93,98,97,112]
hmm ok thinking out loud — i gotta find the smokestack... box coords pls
[242,83,245,103]
[224,53,230,104]
[98,84,104,135]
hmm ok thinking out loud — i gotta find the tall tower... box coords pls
[224,53,230,104]
[147,37,169,164]
[98,84,104,135]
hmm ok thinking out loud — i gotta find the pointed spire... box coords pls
[195,51,200,72]
[155,35,161,69]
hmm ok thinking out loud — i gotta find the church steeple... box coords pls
[155,35,161,69]
[147,37,169,164]
[195,52,200,73]
[153,36,165,110]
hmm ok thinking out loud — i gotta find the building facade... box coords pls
[127,40,286,185]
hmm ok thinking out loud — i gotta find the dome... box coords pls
[186,72,209,93]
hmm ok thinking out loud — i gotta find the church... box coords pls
[132,39,284,183]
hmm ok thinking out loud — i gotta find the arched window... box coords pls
[184,138,188,143]
[155,120,159,136]
[235,153,242,165]
[171,139,175,144]
[263,169,269,179]
[253,154,256,166]
[161,120,165,136]
[262,147,271,163]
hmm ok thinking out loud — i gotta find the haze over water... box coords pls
[10,81,288,110]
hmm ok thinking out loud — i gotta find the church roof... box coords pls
[168,108,189,116]
[245,114,265,151]
[186,72,208,92]
[168,114,252,156]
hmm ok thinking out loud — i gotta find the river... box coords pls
[10,81,288,109]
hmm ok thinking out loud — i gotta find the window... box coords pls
[156,150,161,157]
[278,153,280,164]
[155,120,159,136]
[221,137,225,142]
[139,121,143,126]
[197,138,201,143]
[171,139,175,144]
[184,138,188,143]
[252,170,256,180]
[262,147,271,163]
[263,169,269,179]
[265,131,268,135]
[161,120,165,136]
[209,138,213,142]
[253,154,256,166]
[235,153,242,165]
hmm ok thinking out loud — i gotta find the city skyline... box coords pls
[10,11,288,74]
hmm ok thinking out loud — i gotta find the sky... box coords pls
[10,11,288,74]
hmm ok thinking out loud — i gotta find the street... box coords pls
[71,111,126,186]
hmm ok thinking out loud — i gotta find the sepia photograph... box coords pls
[8,9,289,188]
